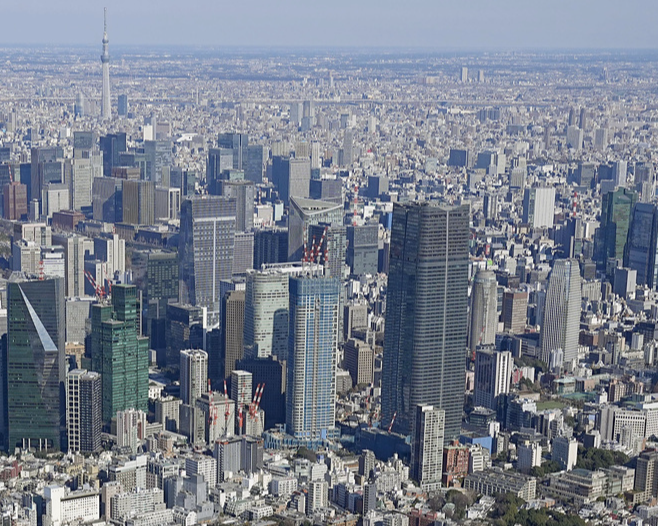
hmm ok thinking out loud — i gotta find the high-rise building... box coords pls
[66,369,102,454]
[552,436,578,471]
[271,156,310,205]
[90,284,149,426]
[231,370,252,406]
[307,223,347,280]
[100,8,111,120]
[99,133,127,177]
[539,259,581,365]
[522,187,555,229]
[3,182,27,220]
[382,203,469,441]
[232,232,254,276]
[635,450,658,501]
[218,133,248,171]
[254,228,288,268]
[245,144,265,184]
[346,224,379,276]
[410,405,445,491]
[286,275,340,443]
[179,350,208,406]
[343,338,374,387]
[215,180,255,232]
[179,196,236,326]
[625,203,658,288]
[473,348,512,411]
[223,290,245,378]
[116,408,146,453]
[595,187,638,268]
[70,153,102,211]
[117,94,128,117]
[7,275,65,451]
[122,180,155,225]
[288,197,343,261]
[143,140,172,185]
[52,234,94,298]
[502,290,527,334]
[468,270,498,352]
[30,146,63,206]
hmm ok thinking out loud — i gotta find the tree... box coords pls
[296,446,317,463]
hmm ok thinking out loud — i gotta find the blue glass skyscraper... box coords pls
[286,275,340,444]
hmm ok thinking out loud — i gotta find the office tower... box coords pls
[218,133,248,170]
[342,129,354,166]
[143,140,172,185]
[165,303,205,369]
[100,8,111,119]
[223,290,245,378]
[71,153,102,211]
[410,405,445,491]
[468,270,498,352]
[483,193,498,221]
[66,369,102,454]
[382,203,469,441]
[93,234,126,276]
[52,234,94,298]
[595,187,638,268]
[473,348,512,411]
[566,125,583,150]
[146,251,179,326]
[92,176,122,223]
[91,284,149,426]
[309,179,342,205]
[236,356,285,430]
[122,180,155,225]
[215,180,254,232]
[522,187,555,229]
[288,197,343,261]
[232,232,254,276]
[625,203,658,289]
[271,156,310,205]
[3,182,27,220]
[179,196,236,326]
[7,276,65,451]
[231,370,252,406]
[613,160,628,187]
[460,66,468,82]
[41,182,70,219]
[99,133,127,177]
[308,223,347,279]
[448,148,470,168]
[346,224,379,276]
[286,275,340,443]
[575,162,596,188]
[206,148,234,193]
[155,186,181,220]
[552,436,578,471]
[180,350,208,405]
[635,450,658,501]
[116,408,146,453]
[245,144,265,184]
[117,94,128,116]
[30,146,63,205]
[343,339,374,387]
[502,290,527,333]
[539,259,581,365]
[254,228,288,268]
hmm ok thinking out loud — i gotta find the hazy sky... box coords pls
[2,0,657,49]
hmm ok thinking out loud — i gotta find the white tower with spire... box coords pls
[100,8,111,120]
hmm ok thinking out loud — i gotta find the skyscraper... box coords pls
[410,405,445,491]
[179,196,236,326]
[100,8,111,120]
[625,203,658,289]
[223,290,245,378]
[595,187,638,269]
[7,275,66,451]
[468,270,498,352]
[522,187,555,229]
[287,197,343,261]
[382,202,469,442]
[539,259,581,365]
[502,290,527,334]
[91,284,149,426]
[66,369,102,454]
[286,275,340,444]
[473,347,512,411]
[180,350,208,406]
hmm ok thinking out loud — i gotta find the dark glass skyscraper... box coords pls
[7,276,66,451]
[625,203,658,289]
[382,202,469,443]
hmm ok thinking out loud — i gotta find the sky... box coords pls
[1,0,657,50]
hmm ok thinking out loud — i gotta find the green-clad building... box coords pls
[7,275,65,452]
[595,187,638,269]
[91,284,149,427]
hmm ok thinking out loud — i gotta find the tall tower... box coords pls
[468,270,498,352]
[101,8,111,120]
[539,259,581,366]
[382,202,469,442]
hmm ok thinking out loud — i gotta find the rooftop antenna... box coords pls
[104,7,107,35]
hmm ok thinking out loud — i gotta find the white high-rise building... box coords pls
[469,270,498,351]
[553,436,578,471]
[116,408,147,453]
[522,187,556,229]
[180,349,208,405]
[230,370,252,406]
[473,348,512,411]
[100,8,111,120]
[410,405,445,491]
[539,259,581,364]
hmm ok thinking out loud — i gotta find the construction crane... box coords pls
[84,270,106,300]
[387,413,397,433]
[223,380,231,434]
